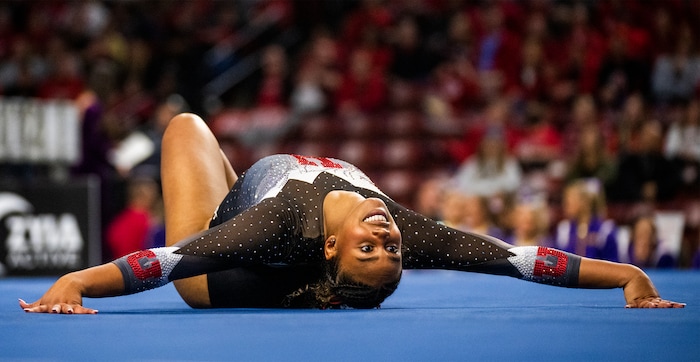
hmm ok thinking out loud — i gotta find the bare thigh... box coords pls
[161,113,237,308]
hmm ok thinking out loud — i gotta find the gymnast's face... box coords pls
[323,191,402,288]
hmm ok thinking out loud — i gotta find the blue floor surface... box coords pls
[1,270,699,361]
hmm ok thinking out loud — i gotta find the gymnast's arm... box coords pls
[19,262,123,314]
[391,205,685,308]
[20,198,298,314]
[577,257,684,308]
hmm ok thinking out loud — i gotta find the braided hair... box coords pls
[283,257,401,309]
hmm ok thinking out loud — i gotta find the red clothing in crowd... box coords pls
[106,207,152,259]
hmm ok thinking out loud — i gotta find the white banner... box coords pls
[0,97,80,163]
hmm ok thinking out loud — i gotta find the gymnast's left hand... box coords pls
[622,270,685,309]
[19,273,98,314]
[624,296,685,309]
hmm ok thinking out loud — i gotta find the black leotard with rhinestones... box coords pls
[113,155,579,307]
[175,155,515,271]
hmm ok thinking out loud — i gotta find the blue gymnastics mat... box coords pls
[1,270,698,361]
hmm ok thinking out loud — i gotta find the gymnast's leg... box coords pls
[161,113,237,308]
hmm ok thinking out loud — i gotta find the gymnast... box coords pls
[19,113,684,313]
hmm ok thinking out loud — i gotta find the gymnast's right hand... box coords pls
[19,273,98,314]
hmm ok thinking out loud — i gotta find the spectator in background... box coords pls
[291,31,342,114]
[561,94,616,157]
[70,90,115,181]
[342,21,392,73]
[388,15,438,82]
[437,188,469,231]
[627,214,676,269]
[422,11,481,130]
[615,92,648,153]
[512,36,550,102]
[564,122,617,193]
[253,44,292,108]
[648,6,676,58]
[130,94,189,181]
[556,179,619,262]
[462,193,506,240]
[474,2,521,98]
[452,125,522,198]
[339,0,393,52]
[596,29,650,110]
[553,2,606,103]
[413,174,448,221]
[448,96,520,163]
[105,177,162,260]
[0,36,46,97]
[37,51,85,100]
[506,196,553,248]
[612,119,680,203]
[651,22,700,104]
[664,98,700,191]
[443,11,476,68]
[335,48,387,115]
[514,101,562,170]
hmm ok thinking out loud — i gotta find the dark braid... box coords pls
[283,257,401,309]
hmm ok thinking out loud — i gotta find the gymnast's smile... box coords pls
[323,191,403,289]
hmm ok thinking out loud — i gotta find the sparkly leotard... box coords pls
[114,154,580,307]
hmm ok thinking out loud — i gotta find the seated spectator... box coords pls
[291,31,342,114]
[627,214,676,269]
[413,174,449,221]
[555,179,619,262]
[514,101,562,170]
[253,44,292,109]
[447,97,520,164]
[611,119,680,203]
[437,188,469,231]
[506,195,553,247]
[474,2,521,97]
[335,48,388,115]
[664,98,700,191]
[651,23,700,104]
[424,11,481,112]
[452,126,522,198]
[596,31,650,109]
[550,3,606,103]
[511,37,551,102]
[561,94,616,157]
[388,15,439,82]
[615,93,647,154]
[105,177,162,260]
[462,193,506,240]
[131,94,190,181]
[564,121,617,193]
[0,36,46,97]
[37,51,85,100]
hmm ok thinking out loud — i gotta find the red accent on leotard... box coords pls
[533,247,567,278]
[291,154,343,168]
[126,250,162,280]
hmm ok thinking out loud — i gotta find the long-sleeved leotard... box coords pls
[113,155,580,304]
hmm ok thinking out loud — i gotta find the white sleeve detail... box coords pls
[506,246,538,281]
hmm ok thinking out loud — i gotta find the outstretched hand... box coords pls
[623,272,685,309]
[578,257,685,309]
[19,274,98,314]
[624,296,685,309]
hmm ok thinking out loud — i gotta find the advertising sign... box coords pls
[0,178,100,276]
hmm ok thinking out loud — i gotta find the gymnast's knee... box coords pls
[173,277,212,309]
[164,112,205,137]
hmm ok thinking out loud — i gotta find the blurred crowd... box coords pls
[0,0,699,269]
